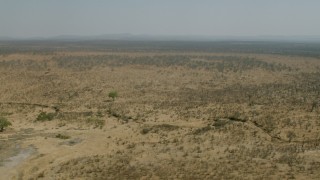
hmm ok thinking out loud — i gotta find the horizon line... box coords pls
[1,34,320,43]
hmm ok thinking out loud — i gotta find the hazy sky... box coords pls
[1,0,320,38]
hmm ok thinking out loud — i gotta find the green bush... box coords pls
[108,91,118,101]
[0,117,12,132]
[36,112,56,122]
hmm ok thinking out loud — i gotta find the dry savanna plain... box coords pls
[0,41,320,179]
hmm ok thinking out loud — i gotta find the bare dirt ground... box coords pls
[0,49,320,179]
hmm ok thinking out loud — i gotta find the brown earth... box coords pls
[0,50,320,179]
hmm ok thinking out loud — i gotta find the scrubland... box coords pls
[0,41,320,179]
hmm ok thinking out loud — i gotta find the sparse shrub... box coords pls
[277,152,301,166]
[107,108,132,123]
[55,133,70,139]
[36,112,56,122]
[193,125,212,135]
[0,116,12,132]
[229,112,246,122]
[141,128,151,135]
[141,124,179,135]
[287,131,296,142]
[213,119,230,129]
[96,111,104,117]
[108,91,118,101]
[86,117,105,128]
[155,124,180,131]
[107,108,121,118]
[261,115,275,133]
[311,101,318,112]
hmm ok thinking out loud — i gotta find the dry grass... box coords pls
[0,47,320,179]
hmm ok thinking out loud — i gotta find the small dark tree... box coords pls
[0,117,12,132]
[108,91,118,101]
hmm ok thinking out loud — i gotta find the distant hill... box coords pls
[1,34,320,42]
